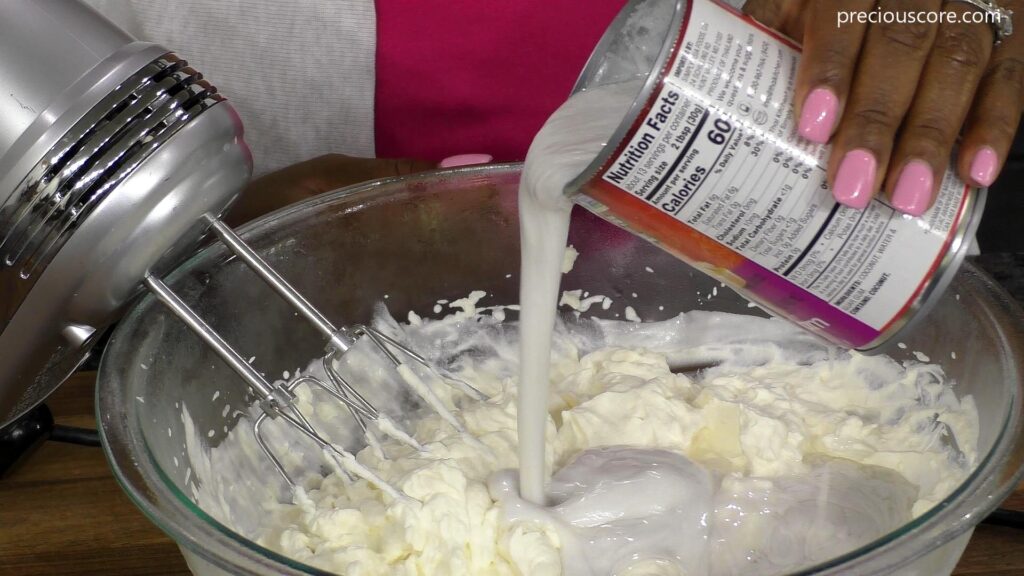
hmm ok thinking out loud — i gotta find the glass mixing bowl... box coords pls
[98,164,1024,575]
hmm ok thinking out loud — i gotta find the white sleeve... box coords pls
[86,0,378,175]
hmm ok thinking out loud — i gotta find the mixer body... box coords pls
[0,0,252,426]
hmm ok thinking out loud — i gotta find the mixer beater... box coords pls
[0,0,483,500]
[144,215,486,499]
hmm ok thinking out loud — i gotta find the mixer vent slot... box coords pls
[0,54,224,280]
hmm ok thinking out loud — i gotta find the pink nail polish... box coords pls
[970,146,998,187]
[892,160,934,216]
[439,153,494,168]
[833,149,876,209]
[798,87,838,144]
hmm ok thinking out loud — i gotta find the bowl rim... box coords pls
[97,163,1024,575]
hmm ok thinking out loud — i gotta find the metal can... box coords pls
[566,0,984,350]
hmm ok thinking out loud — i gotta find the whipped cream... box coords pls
[180,303,976,575]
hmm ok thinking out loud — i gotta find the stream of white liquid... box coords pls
[515,82,747,574]
[517,82,638,504]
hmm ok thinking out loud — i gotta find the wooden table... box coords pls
[1,372,1022,575]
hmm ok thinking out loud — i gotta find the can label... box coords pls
[583,0,973,348]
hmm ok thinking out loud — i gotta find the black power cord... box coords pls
[49,425,101,447]
[981,508,1024,530]
[1,403,54,477]
[1,405,100,477]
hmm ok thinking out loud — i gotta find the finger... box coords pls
[828,0,943,209]
[959,1,1024,188]
[223,154,435,226]
[223,157,331,227]
[383,157,438,177]
[307,154,435,192]
[742,0,809,40]
[793,0,876,144]
[885,3,994,215]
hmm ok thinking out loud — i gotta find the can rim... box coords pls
[565,0,689,197]
[862,184,988,352]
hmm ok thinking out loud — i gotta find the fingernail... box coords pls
[439,153,494,168]
[797,87,839,144]
[833,149,877,209]
[969,146,998,187]
[892,159,934,216]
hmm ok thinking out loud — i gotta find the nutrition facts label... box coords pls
[599,0,970,333]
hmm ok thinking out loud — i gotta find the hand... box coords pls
[224,154,435,226]
[744,0,1022,215]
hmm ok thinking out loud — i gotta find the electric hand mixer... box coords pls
[0,0,478,497]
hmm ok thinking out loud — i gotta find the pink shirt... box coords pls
[374,1,625,162]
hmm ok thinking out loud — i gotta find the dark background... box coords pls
[977,126,1024,254]
[973,125,1024,300]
